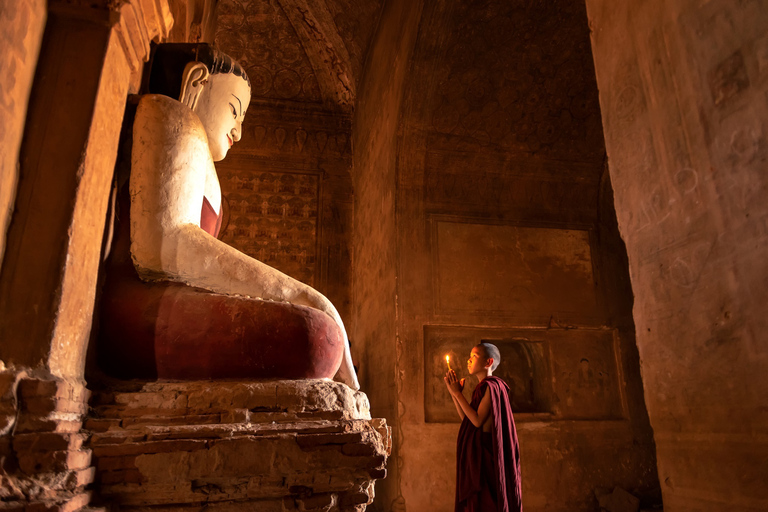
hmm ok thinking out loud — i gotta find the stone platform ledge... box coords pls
[85,380,390,512]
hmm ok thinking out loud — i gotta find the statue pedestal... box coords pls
[86,380,389,511]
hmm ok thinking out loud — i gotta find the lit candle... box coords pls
[445,354,452,371]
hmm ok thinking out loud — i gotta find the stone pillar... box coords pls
[351,0,423,509]
[0,1,172,509]
[586,1,768,510]
[0,0,47,269]
[0,0,172,380]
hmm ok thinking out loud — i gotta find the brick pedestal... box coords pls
[0,372,97,512]
[86,380,390,512]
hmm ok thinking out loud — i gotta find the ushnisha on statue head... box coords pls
[144,43,251,161]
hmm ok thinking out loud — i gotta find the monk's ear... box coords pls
[485,358,494,369]
[179,62,210,110]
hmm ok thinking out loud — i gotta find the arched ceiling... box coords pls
[214,0,384,112]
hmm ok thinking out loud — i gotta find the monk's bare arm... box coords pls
[445,370,467,420]
[450,394,465,420]
[452,388,492,428]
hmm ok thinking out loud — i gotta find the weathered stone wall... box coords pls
[350,1,423,510]
[0,0,46,271]
[0,371,94,510]
[388,1,659,510]
[586,1,768,510]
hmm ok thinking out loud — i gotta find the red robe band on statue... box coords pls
[456,376,522,512]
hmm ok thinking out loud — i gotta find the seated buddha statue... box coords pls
[98,44,359,390]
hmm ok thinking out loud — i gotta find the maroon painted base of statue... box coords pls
[97,190,344,381]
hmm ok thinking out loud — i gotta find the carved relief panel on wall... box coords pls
[216,0,323,103]
[430,217,602,325]
[219,169,320,286]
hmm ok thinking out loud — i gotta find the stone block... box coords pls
[21,492,91,512]
[95,455,137,471]
[295,432,365,450]
[0,409,16,436]
[221,409,249,423]
[89,431,146,446]
[121,414,222,428]
[17,449,91,474]
[102,381,372,421]
[17,379,61,400]
[13,417,82,435]
[12,433,86,452]
[83,418,121,432]
[0,372,19,397]
[339,491,371,506]
[17,379,89,405]
[341,443,377,457]
[99,468,143,485]
[0,501,25,511]
[295,493,336,511]
[20,397,88,416]
[92,439,206,457]
[367,468,386,479]
[63,467,96,489]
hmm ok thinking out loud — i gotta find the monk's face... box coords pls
[467,346,490,375]
[194,72,251,161]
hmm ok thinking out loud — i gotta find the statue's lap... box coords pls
[98,269,344,381]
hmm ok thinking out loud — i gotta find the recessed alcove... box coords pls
[424,325,625,423]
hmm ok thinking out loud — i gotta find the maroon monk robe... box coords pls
[455,376,522,512]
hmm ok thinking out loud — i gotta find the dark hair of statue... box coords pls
[142,43,251,100]
[476,342,501,372]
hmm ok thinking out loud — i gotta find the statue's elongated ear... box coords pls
[179,62,210,110]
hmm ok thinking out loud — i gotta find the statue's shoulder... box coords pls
[134,94,206,143]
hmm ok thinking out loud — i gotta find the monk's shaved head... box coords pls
[476,342,500,371]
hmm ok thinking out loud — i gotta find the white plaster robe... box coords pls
[129,94,359,390]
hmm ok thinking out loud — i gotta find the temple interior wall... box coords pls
[383,1,658,510]
[0,0,766,510]
[587,0,768,509]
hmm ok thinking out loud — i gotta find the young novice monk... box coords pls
[445,343,523,512]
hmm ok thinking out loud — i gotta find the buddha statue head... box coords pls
[144,43,251,161]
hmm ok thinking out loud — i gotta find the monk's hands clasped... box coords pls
[444,369,465,396]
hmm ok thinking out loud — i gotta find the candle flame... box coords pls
[445,355,450,364]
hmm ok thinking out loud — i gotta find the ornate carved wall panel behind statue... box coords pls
[219,169,320,286]
[214,108,353,321]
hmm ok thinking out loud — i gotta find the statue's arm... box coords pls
[129,95,359,389]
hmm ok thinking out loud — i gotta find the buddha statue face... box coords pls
[193,72,251,161]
